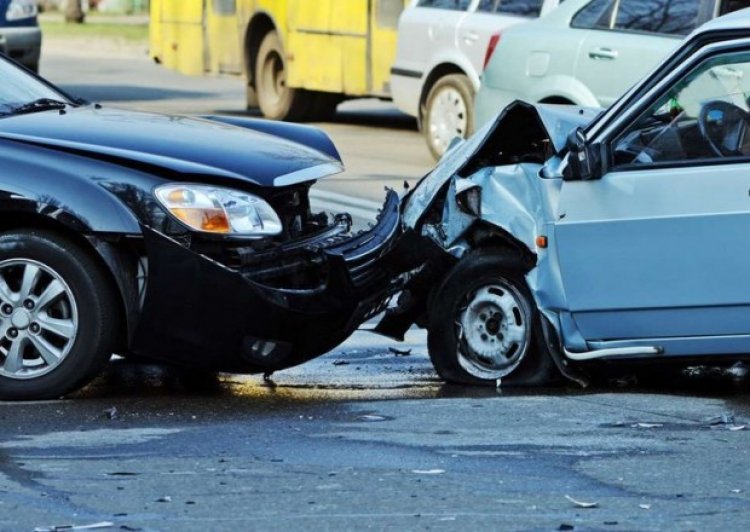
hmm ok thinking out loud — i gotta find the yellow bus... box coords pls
[150,0,407,121]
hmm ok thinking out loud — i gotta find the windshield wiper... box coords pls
[12,98,70,116]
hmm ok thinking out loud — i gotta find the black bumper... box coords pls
[131,190,401,372]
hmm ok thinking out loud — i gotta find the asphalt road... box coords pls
[1,42,750,532]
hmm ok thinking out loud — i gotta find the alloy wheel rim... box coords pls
[456,282,530,380]
[0,259,78,380]
[428,86,468,155]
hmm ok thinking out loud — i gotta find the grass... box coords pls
[40,20,149,43]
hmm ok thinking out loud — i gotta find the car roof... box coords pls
[696,7,750,34]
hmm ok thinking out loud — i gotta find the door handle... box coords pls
[588,47,619,60]
[462,31,479,44]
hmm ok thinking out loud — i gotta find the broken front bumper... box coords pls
[131,190,401,372]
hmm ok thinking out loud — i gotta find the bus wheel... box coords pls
[255,30,311,121]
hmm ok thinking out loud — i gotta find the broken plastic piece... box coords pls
[565,495,599,508]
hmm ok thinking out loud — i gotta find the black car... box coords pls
[0,57,400,400]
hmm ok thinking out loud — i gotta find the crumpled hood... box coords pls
[0,106,343,187]
[403,101,599,228]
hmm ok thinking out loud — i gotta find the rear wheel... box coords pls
[427,250,556,386]
[255,30,312,121]
[423,73,474,160]
[0,231,118,400]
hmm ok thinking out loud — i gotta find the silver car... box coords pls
[0,0,41,73]
[476,0,747,129]
[390,0,561,159]
[380,8,750,387]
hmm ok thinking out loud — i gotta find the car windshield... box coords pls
[0,58,69,116]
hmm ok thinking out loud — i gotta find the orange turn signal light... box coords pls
[172,208,231,234]
[536,235,548,249]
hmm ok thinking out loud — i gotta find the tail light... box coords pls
[483,33,502,71]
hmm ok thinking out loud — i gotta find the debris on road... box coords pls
[332,360,350,366]
[558,524,575,531]
[34,522,114,532]
[631,422,663,429]
[412,469,446,475]
[565,495,599,509]
[155,496,172,503]
[388,347,412,357]
[706,413,735,426]
[639,503,652,510]
[358,414,388,422]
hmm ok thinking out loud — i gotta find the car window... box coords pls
[571,0,615,29]
[572,0,705,35]
[416,0,472,9]
[613,51,750,167]
[720,0,750,15]
[476,0,545,17]
[0,58,66,115]
[614,0,703,36]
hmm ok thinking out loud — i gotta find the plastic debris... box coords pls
[565,495,599,509]
[639,504,651,510]
[388,347,412,357]
[34,522,114,532]
[412,469,445,475]
[103,407,118,420]
[706,413,735,426]
[358,414,387,422]
[631,422,663,429]
[729,425,747,431]
[156,496,172,503]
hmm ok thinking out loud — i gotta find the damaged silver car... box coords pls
[377,9,750,386]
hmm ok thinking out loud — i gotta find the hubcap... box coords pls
[456,282,531,380]
[260,50,287,106]
[0,259,78,380]
[428,86,468,156]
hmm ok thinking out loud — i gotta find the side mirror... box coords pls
[563,127,601,181]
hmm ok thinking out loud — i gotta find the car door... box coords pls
[396,0,471,77]
[457,0,550,74]
[555,47,750,346]
[573,0,713,107]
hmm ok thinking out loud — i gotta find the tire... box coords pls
[423,73,475,160]
[0,230,119,400]
[255,30,312,121]
[427,250,557,387]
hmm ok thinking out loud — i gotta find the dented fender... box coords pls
[401,101,598,352]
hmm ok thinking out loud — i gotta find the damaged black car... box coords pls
[0,57,400,400]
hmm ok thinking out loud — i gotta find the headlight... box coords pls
[6,0,37,21]
[154,184,283,237]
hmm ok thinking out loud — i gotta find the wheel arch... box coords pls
[464,221,537,273]
[538,96,575,105]
[0,209,138,353]
[244,11,279,88]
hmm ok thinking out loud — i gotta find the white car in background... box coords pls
[475,0,749,128]
[390,0,562,159]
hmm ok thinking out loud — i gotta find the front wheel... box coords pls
[423,73,474,160]
[0,231,119,400]
[427,250,557,386]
